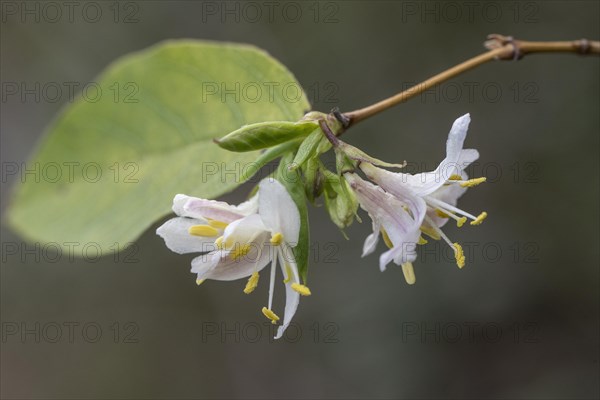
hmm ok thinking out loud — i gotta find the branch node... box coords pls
[331,107,351,129]
[577,38,591,54]
[485,34,523,60]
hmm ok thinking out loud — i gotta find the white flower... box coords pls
[344,172,423,283]
[156,178,310,339]
[360,113,487,271]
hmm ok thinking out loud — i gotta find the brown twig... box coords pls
[343,35,599,128]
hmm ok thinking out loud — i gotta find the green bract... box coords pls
[215,120,319,152]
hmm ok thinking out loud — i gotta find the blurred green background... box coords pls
[1,1,598,398]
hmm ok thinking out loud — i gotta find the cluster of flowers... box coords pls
[157,114,487,338]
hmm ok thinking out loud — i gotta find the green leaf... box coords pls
[215,120,318,152]
[7,40,310,251]
[276,153,310,283]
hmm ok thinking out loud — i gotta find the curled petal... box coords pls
[258,179,300,245]
[275,245,301,340]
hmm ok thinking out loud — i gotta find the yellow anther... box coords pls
[460,177,487,188]
[435,209,450,218]
[262,307,280,324]
[470,211,488,226]
[282,264,293,284]
[291,283,312,296]
[453,243,465,268]
[243,272,259,294]
[418,236,428,245]
[270,232,284,246]
[381,228,394,249]
[230,243,252,260]
[420,225,441,240]
[214,236,224,249]
[196,279,205,286]
[207,219,228,229]
[401,262,416,285]
[457,217,467,227]
[448,174,463,181]
[224,236,235,249]
[188,225,219,237]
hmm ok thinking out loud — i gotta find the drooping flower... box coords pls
[156,178,310,339]
[360,113,487,271]
[344,172,423,284]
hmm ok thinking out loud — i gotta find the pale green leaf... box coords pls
[7,40,310,251]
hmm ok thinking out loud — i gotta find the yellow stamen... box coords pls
[460,177,487,188]
[457,217,467,227]
[470,211,488,226]
[224,236,235,249]
[196,279,205,286]
[188,225,219,237]
[283,264,293,284]
[270,232,283,246]
[420,225,441,240]
[448,174,463,181]
[230,243,252,260]
[262,307,280,324]
[435,209,450,218]
[381,228,394,249]
[214,236,224,249]
[453,243,465,268]
[243,272,259,294]
[418,236,428,245]
[291,283,312,296]
[401,262,416,285]
[207,219,228,229]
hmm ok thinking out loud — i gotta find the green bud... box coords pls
[302,157,324,203]
[215,120,319,152]
[323,170,359,230]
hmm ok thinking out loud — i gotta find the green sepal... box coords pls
[289,129,324,170]
[275,152,310,283]
[239,138,303,183]
[323,169,359,230]
[215,120,319,152]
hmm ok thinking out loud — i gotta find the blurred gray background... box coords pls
[1,1,599,399]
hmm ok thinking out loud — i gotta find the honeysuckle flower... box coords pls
[156,178,310,339]
[156,194,258,254]
[344,172,423,284]
[360,113,487,272]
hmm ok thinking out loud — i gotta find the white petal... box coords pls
[172,194,189,216]
[366,114,472,197]
[445,114,471,164]
[458,148,479,169]
[275,245,300,340]
[345,173,424,270]
[222,214,267,247]
[362,219,381,257]
[156,217,214,254]
[234,194,258,216]
[258,179,300,245]
[191,243,272,281]
[184,198,248,223]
